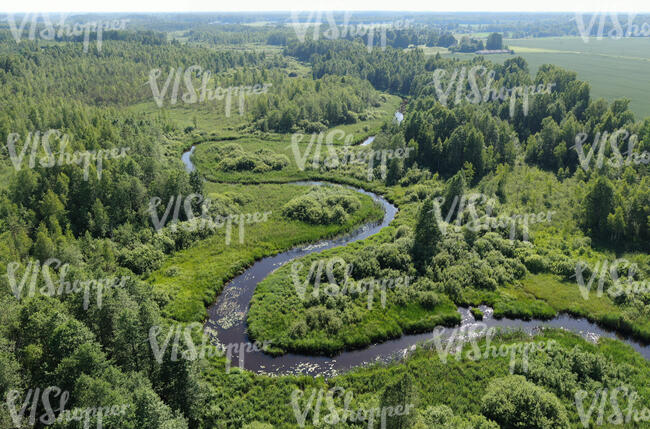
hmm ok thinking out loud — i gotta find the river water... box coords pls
[180,143,650,378]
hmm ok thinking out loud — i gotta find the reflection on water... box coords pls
[360,136,375,146]
[181,145,196,173]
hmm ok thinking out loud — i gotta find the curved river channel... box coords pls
[181,143,650,378]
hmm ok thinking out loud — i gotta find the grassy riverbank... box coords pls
[148,182,384,322]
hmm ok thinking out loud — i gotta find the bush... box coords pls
[417,291,440,309]
[470,307,484,320]
[550,257,576,279]
[523,254,549,273]
[350,250,381,279]
[415,405,498,429]
[283,186,361,225]
[377,243,412,271]
[119,244,164,274]
[481,375,570,429]
[207,143,289,172]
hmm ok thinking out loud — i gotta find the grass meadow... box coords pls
[148,182,384,322]
[445,37,650,119]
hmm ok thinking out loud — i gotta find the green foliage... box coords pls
[450,36,485,53]
[486,33,503,50]
[470,307,484,320]
[380,373,418,428]
[1,20,649,429]
[207,143,289,173]
[251,75,380,132]
[414,405,498,429]
[412,198,441,270]
[282,186,362,225]
[481,375,570,428]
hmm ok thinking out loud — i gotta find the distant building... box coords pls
[475,49,514,55]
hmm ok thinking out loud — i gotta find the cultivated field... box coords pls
[448,37,650,119]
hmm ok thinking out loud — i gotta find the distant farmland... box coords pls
[446,37,650,119]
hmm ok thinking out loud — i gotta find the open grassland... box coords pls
[511,273,650,341]
[448,37,650,119]
[148,182,383,322]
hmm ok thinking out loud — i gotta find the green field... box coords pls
[447,37,650,119]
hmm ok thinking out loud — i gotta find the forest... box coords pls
[0,11,649,429]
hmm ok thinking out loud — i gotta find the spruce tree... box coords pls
[380,373,418,428]
[412,197,441,271]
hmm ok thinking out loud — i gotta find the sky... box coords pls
[1,0,648,13]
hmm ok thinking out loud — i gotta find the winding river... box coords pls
[181,144,650,378]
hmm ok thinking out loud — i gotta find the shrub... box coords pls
[289,320,308,339]
[550,257,576,279]
[470,307,484,320]
[350,250,381,279]
[394,225,412,239]
[283,186,362,225]
[523,254,549,273]
[417,291,440,309]
[119,244,164,275]
[415,405,498,429]
[377,243,412,271]
[481,375,570,429]
[208,143,289,172]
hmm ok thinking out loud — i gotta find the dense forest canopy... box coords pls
[0,11,648,429]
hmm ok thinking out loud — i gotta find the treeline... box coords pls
[449,36,484,52]
[186,24,290,45]
[285,40,428,94]
[0,74,210,429]
[0,39,272,106]
[0,30,296,426]
[249,74,382,132]
[284,40,648,249]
